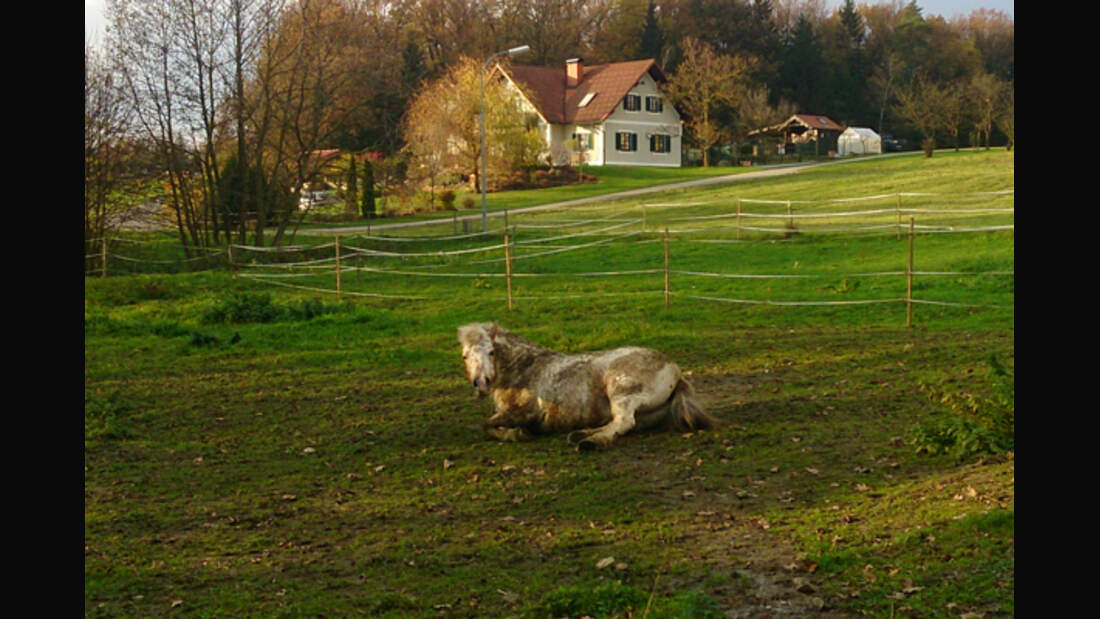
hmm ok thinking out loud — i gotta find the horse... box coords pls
[457,322,718,451]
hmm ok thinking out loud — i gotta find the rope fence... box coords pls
[88,189,1014,325]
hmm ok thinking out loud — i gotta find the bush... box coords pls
[911,354,1014,460]
[440,190,456,210]
[201,291,282,324]
[461,196,475,210]
[922,137,936,157]
[201,292,349,324]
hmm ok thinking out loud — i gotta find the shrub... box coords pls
[440,190,456,210]
[202,292,349,324]
[922,137,936,157]
[201,291,282,324]
[911,354,1014,460]
[461,196,475,210]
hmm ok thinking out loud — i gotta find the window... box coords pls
[645,95,663,113]
[623,94,641,111]
[616,132,637,152]
[650,134,671,153]
[572,132,593,150]
[578,92,597,108]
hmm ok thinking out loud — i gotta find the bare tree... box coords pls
[736,85,795,162]
[996,82,1013,150]
[968,72,1002,150]
[665,37,753,167]
[110,0,208,253]
[894,74,944,156]
[85,43,150,274]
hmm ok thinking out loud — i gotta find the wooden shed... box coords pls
[750,114,844,155]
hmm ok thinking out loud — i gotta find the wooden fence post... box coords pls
[663,228,670,310]
[504,233,514,311]
[906,217,914,327]
[101,236,108,278]
[335,235,342,300]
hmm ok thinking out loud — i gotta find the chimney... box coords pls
[566,58,584,88]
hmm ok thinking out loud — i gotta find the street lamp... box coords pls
[480,44,530,232]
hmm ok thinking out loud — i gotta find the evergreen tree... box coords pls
[639,1,664,62]
[345,154,358,215]
[746,0,782,86]
[779,14,826,113]
[360,157,376,219]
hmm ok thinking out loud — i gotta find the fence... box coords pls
[88,190,1014,325]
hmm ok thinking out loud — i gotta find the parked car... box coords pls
[881,135,909,152]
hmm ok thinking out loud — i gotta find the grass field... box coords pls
[85,150,1014,616]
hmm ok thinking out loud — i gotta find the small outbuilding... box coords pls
[748,114,845,156]
[837,127,882,156]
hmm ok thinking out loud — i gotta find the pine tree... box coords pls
[639,1,664,62]
[360,157,376,219]
[345,154,358,215]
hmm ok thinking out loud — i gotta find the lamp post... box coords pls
[480,44,530,232]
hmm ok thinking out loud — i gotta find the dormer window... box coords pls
[578,92,597,107]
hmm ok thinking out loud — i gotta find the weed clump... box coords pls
[201,291,348,324]
[535,581,722,618]
[911,353,1014,460]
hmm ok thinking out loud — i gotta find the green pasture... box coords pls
[86,150,1014,616]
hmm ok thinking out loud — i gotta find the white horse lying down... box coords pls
[458,322,718,451]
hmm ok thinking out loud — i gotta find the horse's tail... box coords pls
[667,377,720,432]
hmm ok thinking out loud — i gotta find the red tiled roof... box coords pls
[789,114,844,132]
[501,59,665,125]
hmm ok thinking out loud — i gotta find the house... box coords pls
[837,127,882,156]
[496,58,684,167]
[750,114,845,155]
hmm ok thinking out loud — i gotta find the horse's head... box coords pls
[457,322,500,397]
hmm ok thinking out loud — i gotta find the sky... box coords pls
[85,0,1013,49]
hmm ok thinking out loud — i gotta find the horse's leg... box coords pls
[573,362,681,451]
[483,406,537,442]
[573,395,641,451]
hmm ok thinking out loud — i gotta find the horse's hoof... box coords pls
[576,438,603,452]
[567,430,588,444]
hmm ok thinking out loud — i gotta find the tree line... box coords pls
[85,0,1013,256]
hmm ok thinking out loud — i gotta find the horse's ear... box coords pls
[488,322,500,341]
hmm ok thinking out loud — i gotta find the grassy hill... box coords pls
[86,150,1013,617]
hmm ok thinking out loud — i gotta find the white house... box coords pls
[496,58,684,167]
[837,127,882,156]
